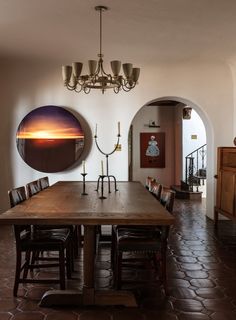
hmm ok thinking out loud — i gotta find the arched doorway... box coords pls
[128,96,214,219]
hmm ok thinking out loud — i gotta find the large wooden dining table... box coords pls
[0,181,175,307]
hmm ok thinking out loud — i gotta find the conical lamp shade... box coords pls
[111,60,121,76]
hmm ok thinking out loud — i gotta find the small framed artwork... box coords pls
[140,132,165,168]
[16,105,85,173]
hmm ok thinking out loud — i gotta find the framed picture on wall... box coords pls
[16,105,85,173]
[140,132,165,168]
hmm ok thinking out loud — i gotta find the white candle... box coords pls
[82,160,85,174]
[118,121,120,135]
[95,123,97,136]
[101,160,104,176]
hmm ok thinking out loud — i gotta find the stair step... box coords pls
[171,185,202,200]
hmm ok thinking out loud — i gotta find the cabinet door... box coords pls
[218,170,236,217]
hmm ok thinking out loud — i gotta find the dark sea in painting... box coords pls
[17,138,84,173]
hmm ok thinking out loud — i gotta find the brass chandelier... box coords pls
[62,6,140,94]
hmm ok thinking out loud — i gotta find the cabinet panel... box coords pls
[219,170,235,216]
[222,152,236,168]
[215,147,236,227]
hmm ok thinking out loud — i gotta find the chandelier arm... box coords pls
[120,82,134,92]
[74,86,83,93]
[122,79,136,90]
[93,58,101,76]
[77,78,86,86]
[66,84,77,91]
[121,86,131,92]
[99,58,112,78]
[113,87,120,94]
[83,87,91,94]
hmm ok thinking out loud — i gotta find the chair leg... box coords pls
[77,225,82,247]
[73,226,79,258]
[66,245,72,279]
[23,250,31,279]
[59,248,66,290]
[114,251,122,290]
[111,227,116,269]
[160,246,168,295]
[14,250,22,297]
[117,251,122,290]
[30,250,41,271]
[70,240,75,272]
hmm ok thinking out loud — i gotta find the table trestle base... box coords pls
[40,289,137,307]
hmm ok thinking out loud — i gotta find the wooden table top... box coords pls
[0,181,175,226]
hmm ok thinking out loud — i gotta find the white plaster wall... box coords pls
[0,58,234,220]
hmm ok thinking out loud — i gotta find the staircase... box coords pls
[172,144,207,199]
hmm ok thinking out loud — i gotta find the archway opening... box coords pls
[128,96,214,217]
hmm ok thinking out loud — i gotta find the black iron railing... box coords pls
[185,144,207,192]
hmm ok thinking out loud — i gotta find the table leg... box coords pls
[40,224,137,307]
[83,225,95,305]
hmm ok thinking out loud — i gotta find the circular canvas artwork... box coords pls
[16,105,85,173]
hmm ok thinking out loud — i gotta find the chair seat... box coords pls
[21,229,70,250]
[114,225,159,233]
[34,224,75,232]
[9,185,73,297]
[116,228,162,252]
[113,187,175,292]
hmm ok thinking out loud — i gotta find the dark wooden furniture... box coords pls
[26,179,41,197]
[113,188,175,292]
[39,176,50,190]
[145,176,156,190]
[110,181,163,266]
[1,181,175,307]
[151,181,163,200]
[8,186,72,296]
[215,147,236,227]
[32,178,81,256]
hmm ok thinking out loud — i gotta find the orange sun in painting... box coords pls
[17,114,84,139]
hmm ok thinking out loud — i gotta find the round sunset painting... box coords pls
[16,105,85,173]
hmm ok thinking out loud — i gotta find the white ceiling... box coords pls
[1,0,236,66]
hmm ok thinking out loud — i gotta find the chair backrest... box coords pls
[26,180,41,197]
[145,176,156,191]
[8,187,31,244]
[151,182,162,200]
[39,176,49,190]
[160,188,175,213]
[8,186,27,208]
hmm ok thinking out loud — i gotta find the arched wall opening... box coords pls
[128,96,214,219]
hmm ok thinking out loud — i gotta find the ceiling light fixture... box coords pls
[62,5,140,94]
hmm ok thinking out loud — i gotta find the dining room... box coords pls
[1,0,236,319]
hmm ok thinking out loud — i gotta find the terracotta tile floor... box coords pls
[1,199,236,319]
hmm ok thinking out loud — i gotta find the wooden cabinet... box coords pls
[215,147,236,227]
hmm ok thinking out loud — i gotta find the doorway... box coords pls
[128,97,211,203]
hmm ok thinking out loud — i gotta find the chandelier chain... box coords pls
[99,7,102,57]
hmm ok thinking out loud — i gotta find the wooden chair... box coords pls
[26,177,78,264]
[39,176,49,190]
[113,188,175,293]
[26,179,41,197]
[111,182,163,266]
[160,187,175,213]
[145,176,155,191]
[8,186,72,297]
[151,182,163,200]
